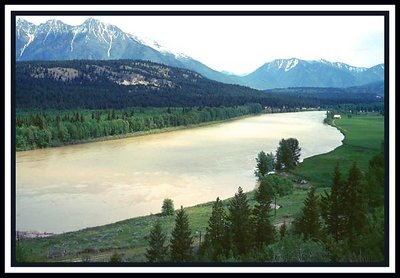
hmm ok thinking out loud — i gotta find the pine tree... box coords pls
[364,147,384,210]
[343,162,367,237]
[170,206,193,262]
[145,220,168,262]
[205,197,228,261]
[227,186,252,256]
[321,162,346,242]
[295,186,321,240]
[253,180,275,248]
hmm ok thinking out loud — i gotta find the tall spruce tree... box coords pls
[343,162,367,237]
[170,206,193,262]
[145,220,168,262]
[321,161,346,242]
[364,147,384,210]
[205,197,229,261]
[253,179,275,248]
[294,185,321,240]
[227,186,252,256]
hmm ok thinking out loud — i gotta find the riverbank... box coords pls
[16,113,383,263]
[17,111,338,234]
[16,108,323,152]
[16,113,261,152]
[16,105,264,152]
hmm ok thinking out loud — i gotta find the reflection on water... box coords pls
[16,111,344,233]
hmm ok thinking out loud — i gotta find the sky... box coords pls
[19,15,384,75]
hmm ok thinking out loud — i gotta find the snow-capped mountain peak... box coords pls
[320,59,367,73]
[133,35,171,53]
[284,58,299,71]
[16,18,37,36]
[38,19,71,33]
[133,35,191,60]
[15,18,384,90]
[269,58,300,72]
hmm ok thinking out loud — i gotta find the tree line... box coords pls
[143,143,384,263]
[15,104,262,151]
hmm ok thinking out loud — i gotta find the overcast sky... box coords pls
[19,15,384,75]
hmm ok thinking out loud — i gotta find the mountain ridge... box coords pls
[16,18,384,89]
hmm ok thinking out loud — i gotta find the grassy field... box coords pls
[17,113,384,263]
[290,114,384,187]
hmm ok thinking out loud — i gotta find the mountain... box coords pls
[15,60,383,110]
[15,59,269,109]
[242,58,384,89]
[16,18,384,90]
[16,18,239,86]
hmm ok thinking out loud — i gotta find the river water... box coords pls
[16,111,344,233]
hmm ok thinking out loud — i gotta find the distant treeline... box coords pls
[264,83,384,108]
[15,104,262,151]
[16,60,384,110]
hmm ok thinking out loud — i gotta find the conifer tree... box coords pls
[170,206,193,262]
[227,186,252,256]
[294,186,321,240]
[145,220,168,262]
[364,147,384,209]
[205,197,228,261]
[343,162,367,237]
[252,180,275,248]
[321,162,346,242]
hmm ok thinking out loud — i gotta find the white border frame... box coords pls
[4,4,396,273]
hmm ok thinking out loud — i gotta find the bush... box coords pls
[261,175,294,197]
[109,251,123,263]
[267,235,330,262]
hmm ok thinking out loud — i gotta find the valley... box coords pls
[12,14,388,266]
[16,113,384,263]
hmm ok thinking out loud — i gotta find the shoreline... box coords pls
[16,113,259,153]
[16,110,333,236]
[16,109,323,153]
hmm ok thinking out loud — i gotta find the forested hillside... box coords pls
[16,60,384,110]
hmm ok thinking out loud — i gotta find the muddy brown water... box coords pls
[16,111,343,233]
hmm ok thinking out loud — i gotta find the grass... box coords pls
[17,113,384,263]
[290,114,384,187]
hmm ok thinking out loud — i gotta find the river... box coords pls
[16,111,344,233]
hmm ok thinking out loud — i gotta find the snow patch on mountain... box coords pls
[70,29,78,52]
[19,33,35,57]
[320,59,367,73]
[107,36,113,57]
[285,58,299,71]
[134,35,191,60]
